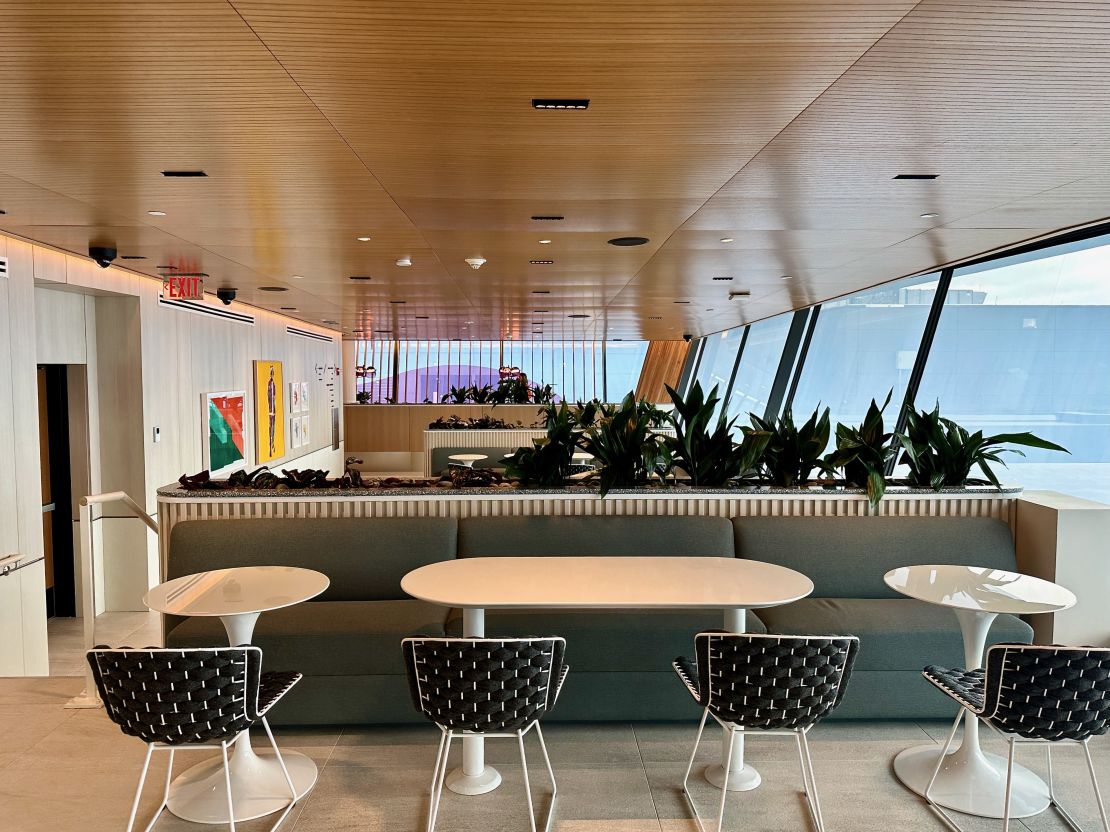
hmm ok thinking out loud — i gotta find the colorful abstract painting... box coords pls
[254,360,285,463]
[204,391,246,475]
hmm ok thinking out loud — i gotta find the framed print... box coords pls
[203,391,247,476]
[301,381,310,411]
[290,414,302,448]
[300,414,310,446]
[254,360,285,463]
[289,381,302,413]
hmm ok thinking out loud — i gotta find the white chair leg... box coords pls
[260,717,299,831]
[681,707,712,832]
[519,731,538,832]
[799,728,826,832]
[1083,738,1110,832]
[427,731,453,832]
[126,744,155,832]
[140,748,174,832]
[427,729,448,832]
[534,723,558,832]
[220,741,237,832]
[714,727,737,832]
[1002,738,1017,832]
[923,710,965,832]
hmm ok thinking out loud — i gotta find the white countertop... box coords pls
[402,556,813,610]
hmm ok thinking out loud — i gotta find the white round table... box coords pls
[403,555,813,796]
[448,453,488,468]
[884,565,1076,819]
[144,566,330,824]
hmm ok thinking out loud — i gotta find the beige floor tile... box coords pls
[0,674,83,705]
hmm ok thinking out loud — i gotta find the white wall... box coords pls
[2,234,344,673]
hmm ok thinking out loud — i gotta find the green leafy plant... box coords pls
[532,383,557,404]
[825,391,895,510]
[501,402,577,487]
[355,391,370,404]
[664,382,770,487]
[746,406,833,487]
[470,384,495,404]
[898,403,1069,489]
[578,393,673,495]
[447,385,470,404]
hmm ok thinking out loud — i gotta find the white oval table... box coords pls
[144,566,330,824]
[402,555,813,796]
[885,564,1076,819]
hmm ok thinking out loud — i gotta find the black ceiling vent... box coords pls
[531,215,564,221]
[674,300,691,304]
[712,276,734,281]
[893,173,938,180]
[568,313,590,319]
[258,286,288,292]
[529,260,554,265]
[389,300,406,304]
[532,290,551,294]
[348,275,372,281]
[532,99,589,110]
[161,170,207,177]
[415,316,430,320]
[121,255,147,260]
[608,236,649,246]
[0,256,8,278]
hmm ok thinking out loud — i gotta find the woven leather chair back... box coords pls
[403,637,566,733]
[694,633,858,730]
[983,644,1110,741]
[87,646,262,745]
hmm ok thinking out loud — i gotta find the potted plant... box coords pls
[897,403,1068,489]
[501,403,578,487]
[664,382,770,487]
[578,393,673,496]
[825,391,895,510]
[745,406,833,487]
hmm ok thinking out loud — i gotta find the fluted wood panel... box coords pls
[158,490,1020,578]
[636,341,691,403]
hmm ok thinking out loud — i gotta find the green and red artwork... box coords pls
[204,391,247,475]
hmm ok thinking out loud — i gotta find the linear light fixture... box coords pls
[529,260,554,265]
[161,170,207,177]
[532,98,589,110]
[531,215,564,221]
[893,173,938,180]
[712,276,734,281]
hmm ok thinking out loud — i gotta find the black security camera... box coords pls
[683,333,693,343]
[216,287,237,306]
[89,245,117,269]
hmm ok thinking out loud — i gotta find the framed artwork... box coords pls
[301,381,310,411]
[203,391,247,476]
[290,415,303,448]
[289,381,302,413]
[301,414,310,446]
[254,360,285,463]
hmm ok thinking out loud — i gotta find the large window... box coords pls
[693,328,743,415]
[726,315,793,427]
[789,273,937,428]
[353,339,648,404]
[916,240,1110,501]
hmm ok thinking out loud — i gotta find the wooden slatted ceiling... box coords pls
[0,1,1108,339]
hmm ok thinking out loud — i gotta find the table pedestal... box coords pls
[702,608,761,792]
[893,609,1050,818]
[166,612,319,824]
[446,608,504,795]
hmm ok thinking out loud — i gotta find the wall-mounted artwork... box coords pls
[301,414,311,446]
[254,360,285,463]
[289,381,302,413]
[301,382,310,411]
[203,391,247,476]
[290,415,303,448]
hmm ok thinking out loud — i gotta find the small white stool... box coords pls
[448,453,488,468]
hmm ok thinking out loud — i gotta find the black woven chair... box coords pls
[402,636,569,832]
[87,646,302,832]
[673,632,859,832]
[923,643,1110,832]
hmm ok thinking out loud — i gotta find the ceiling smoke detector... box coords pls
[465,257,486,270]
[395,256,412,267]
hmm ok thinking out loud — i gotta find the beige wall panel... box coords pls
[32,246,66,285]
[34,287,87,364]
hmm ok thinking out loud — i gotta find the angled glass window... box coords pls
[693,328,743,412]
[726,314,793,428]
[915,237,1110,502]
[605,340,650,401]
[789,272,939,428]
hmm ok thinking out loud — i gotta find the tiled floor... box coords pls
[1,676,1107,831]
[47,611,162,676]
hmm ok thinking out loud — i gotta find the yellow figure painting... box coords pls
[254,360,285,463]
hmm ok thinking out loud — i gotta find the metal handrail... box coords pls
[66,491,160,709]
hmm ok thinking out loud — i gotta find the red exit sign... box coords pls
[163,276,204,300]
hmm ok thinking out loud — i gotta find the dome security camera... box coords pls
[216,287,237,306]
[464,257,486,270]
[683,333,693,343]
[89,245,117,269]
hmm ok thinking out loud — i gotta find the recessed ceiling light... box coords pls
[608,236,649,247]
[291,274,305,279]
[465,320,474,324]
[258,286,289,292]
[146,210,166,216]
[538,239,552,245]
[348,275,372,281]
[161,170,207,177]
[395,256,412,267]
[919,212,939,218]
[356,236,372,242]
[719,237,734,243]
[531,98,590,110]
[531,215,564,221]
[529,260,554,265]
[894,174,938,180]
[712,276,734,281]
[568,314,590,319]
[781,274,793,280]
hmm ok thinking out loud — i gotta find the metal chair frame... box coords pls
[925,709,1109,832]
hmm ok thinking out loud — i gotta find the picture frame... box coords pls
[254,360,285,463]
[202,390,247,476]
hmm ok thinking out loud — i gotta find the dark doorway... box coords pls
[37,365,76,618]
